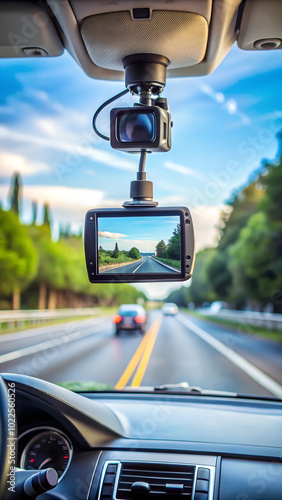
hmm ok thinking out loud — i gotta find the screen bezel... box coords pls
[85,207,194,283]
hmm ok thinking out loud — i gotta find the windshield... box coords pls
[0,46,281,399]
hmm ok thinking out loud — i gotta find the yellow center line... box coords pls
[131,317,162,388]
[114,319,159,390]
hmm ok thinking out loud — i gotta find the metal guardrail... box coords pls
[200,309,282,331]
[0,308,98,329]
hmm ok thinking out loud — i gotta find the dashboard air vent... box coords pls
[116,462,195,499]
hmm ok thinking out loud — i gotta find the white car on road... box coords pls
[162,303,179,316]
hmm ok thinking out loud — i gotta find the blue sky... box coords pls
[0,44,281,297]
[98,216,179,253]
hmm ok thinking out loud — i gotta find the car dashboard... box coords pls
[4,373,282,500]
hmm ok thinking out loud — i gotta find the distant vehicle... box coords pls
[113,304,147,336]
[162,303,179,316]
[207,301,230,314]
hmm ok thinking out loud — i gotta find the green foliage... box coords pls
[27,224,64,290]
[0,208,37,297]
[154,257,181,270]
[166,224,181,260]
[0,174,149,309]
[156,240,166,257]
[218,181,263,251]
[43,202,51,227]
[31,201,37,224]
[186,248,216,306]
[206,252,232,299]
[156,225,181,261]
[98,244,141,267]
[128,247,140,260]
[112,242,120,258]
[188,134,282,311]
[58,380,114,392]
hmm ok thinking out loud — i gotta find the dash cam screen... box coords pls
[97,215,181,275]
[117,110,155,143]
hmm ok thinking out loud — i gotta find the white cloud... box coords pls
[215,92,225,104]
[191,205,224,250]
[98,231,126,239]
[164,161,207,181]
[0,125,136,172]
[0,184,121,231]
[101,238,159,253]
[22,185,105,210]
[34,90,48,101]
[0,151,50,177]
[226,99,238,114]
[199,83,250,124]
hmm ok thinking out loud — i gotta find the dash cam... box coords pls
[84,207,194,284]
[110,100,171,153]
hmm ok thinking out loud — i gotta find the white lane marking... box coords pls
[0,323,109,364]
[0,317,102,344]
[133,257,146,273]
[150,256,180,273]
[100,257,143,274]
[178,314,282,399]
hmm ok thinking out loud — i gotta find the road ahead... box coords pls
[101,256,180,274]
[0,311,282,398]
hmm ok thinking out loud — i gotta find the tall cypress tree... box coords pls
[10,173,21,216]
[43,202,51,227]
[32,200,37,224]
[112,242,120,258]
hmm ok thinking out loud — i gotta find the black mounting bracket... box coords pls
[122,150,158,208]
[123,53,169,96]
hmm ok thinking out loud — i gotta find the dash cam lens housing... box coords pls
[110,105,171,153]
[117,110,156,143]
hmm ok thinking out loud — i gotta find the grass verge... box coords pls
[58,380,114,392]
[153,257,181,270]
[186,310,282,343]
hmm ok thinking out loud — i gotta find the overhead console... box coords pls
[57,0,238,78]
[0,1,281,79]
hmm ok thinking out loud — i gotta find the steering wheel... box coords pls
[0,376,12,499]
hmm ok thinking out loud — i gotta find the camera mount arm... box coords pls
[123,149,158,208]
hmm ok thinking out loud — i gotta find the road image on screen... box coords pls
[98,216,181,275]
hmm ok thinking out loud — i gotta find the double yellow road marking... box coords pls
[115,317,162,390]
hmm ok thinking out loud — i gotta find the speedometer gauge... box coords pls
[20,430,72,480]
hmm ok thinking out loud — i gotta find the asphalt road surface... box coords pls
[100,256,180,274]
[1,311,282,398]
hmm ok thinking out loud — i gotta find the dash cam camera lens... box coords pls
[117,110,155,143]
[110,105,171,152]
